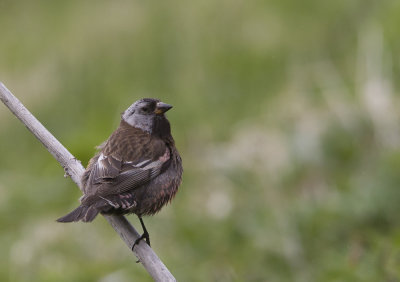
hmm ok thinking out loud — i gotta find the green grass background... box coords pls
[1,1,400,281]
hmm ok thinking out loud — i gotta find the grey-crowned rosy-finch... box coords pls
[57,98,183,247]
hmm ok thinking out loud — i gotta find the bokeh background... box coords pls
[1,1,400,281]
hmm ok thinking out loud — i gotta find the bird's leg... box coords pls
[136,216,151,246]
[131,216,151,250]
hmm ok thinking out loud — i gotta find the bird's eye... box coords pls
[141,107,150,113]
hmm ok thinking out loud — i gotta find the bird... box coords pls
[57,98,183,248]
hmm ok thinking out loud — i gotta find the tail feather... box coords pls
[83,206,100,222]
[57,205,100,223]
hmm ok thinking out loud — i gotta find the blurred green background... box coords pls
[1,0,400,281]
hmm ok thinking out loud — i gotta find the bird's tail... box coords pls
[56,205,100,223]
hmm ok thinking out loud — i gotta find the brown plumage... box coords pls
[57,98,183,246]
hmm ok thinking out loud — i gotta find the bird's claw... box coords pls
[131,232,151,251]
[131,217,151,263]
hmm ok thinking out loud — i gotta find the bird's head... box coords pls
[122,98,173,134]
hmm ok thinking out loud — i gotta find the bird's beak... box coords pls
[155,102,173,115]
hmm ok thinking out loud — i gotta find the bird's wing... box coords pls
[96,152,170,196]
[85,148,170,198]
[92,153,122,180]
[82,121,170,199]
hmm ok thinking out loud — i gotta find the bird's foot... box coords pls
[131,231,151,251]
[132,231,151,263]
[131,217,151,263]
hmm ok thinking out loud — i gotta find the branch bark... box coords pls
[0,82,176,282]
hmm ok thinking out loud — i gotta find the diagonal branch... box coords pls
[0,82,176,282]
